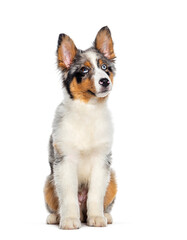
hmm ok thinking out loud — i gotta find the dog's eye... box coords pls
[80,67,89,74]
[101,64,107,70]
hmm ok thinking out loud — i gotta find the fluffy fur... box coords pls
[44,26,117,230]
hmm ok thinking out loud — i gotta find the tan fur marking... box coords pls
[44,177,59,213]
[104,170,117,210]
[109,72,114,84]
[98,59,104,66]
[98,96,108,103]
[70,77,96,103]
[84,61,92,68]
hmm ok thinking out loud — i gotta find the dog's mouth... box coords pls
[96,89,111,98]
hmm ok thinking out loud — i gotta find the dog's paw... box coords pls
[46,214,59,224]
[59,217,81,230]
[104,213,113,224]
[87,216,107,227]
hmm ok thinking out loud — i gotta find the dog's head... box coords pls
[57,26,116,102]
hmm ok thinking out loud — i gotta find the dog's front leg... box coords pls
[54,157,80,230]
[87,158,110,227]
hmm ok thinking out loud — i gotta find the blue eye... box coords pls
[80,67,89,74]
[101,64,107,70]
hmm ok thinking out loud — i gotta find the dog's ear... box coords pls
[94,26,115,60]
[57,34,77,69]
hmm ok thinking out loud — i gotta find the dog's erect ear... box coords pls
[94,26,115,60]
[57,34,77,69]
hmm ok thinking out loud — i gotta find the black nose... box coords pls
[99,78,110,87]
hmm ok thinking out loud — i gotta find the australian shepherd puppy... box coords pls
[44,26,117,230]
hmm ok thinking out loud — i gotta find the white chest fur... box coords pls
[53,99,113,155]
[53,99,113,185]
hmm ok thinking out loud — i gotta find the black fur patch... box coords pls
[87,90,96,96]
[64,72,75,98]
[108,66,113,73]
[74,71,85,84]
[106,71,110,76]
[64,69,85,98]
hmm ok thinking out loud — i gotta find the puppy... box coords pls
[44,26,117,230]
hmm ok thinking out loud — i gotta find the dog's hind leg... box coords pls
[46,213,60,224]
[44,136,60,224]
[104,169,117,224]
[44,175,60,224]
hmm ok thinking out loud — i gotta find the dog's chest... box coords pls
[58,101,113,152]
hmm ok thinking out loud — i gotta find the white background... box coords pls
[0,0,187,239]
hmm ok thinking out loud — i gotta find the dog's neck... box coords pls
[63,89,109,110]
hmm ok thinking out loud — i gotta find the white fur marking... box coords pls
[84,51,112,97]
